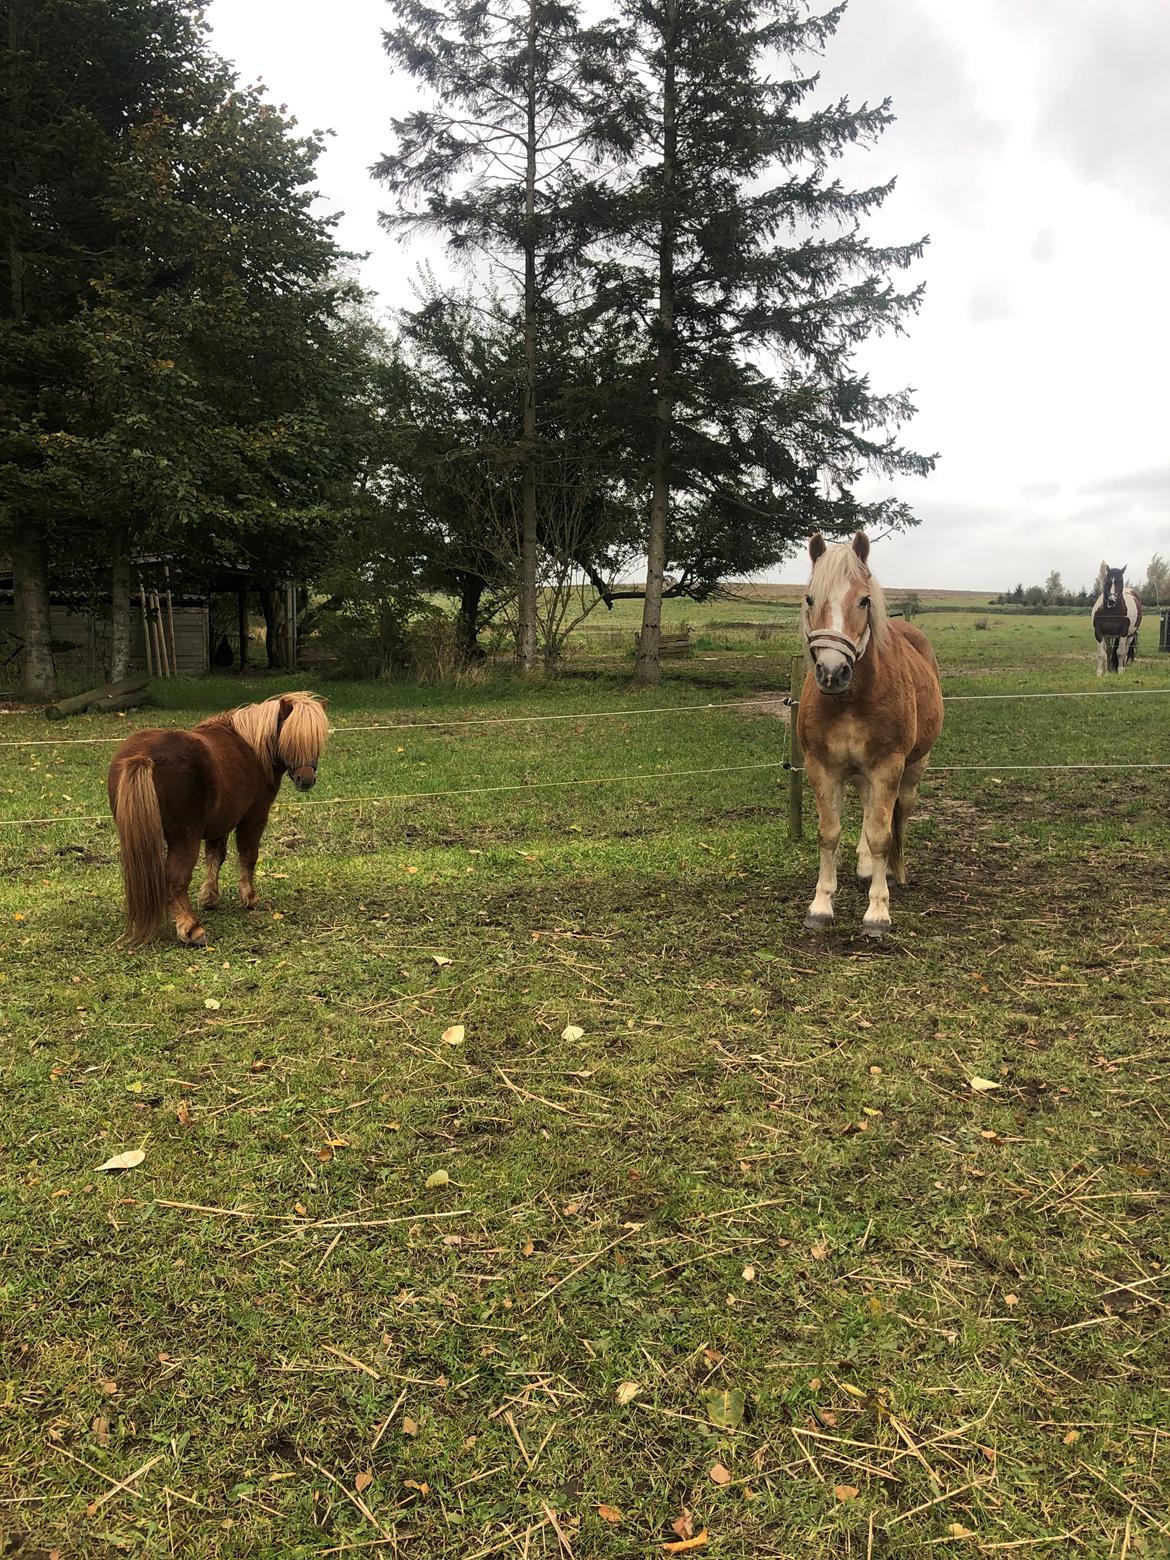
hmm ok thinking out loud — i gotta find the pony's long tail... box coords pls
[889,797,908,887]
[112,756,168,945]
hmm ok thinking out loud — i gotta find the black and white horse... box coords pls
[1092,566,1142,675]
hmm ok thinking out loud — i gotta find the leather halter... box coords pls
[806,621,871,666]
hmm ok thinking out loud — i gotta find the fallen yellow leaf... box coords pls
[834,1485,859,1502]
[597,1504,623,1524]
[709,1462,732,1485]
[662,1533,709,1555]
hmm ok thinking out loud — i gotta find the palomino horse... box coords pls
[797,534,943,937]
[107,691,329,946]
[1092,566,1142,675]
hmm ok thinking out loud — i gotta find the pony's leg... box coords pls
[165,833,206,946]
[854,774,874,883]
[198,836,228,909]
[235,805,273,910]
[861,763,903,937]
[1096,640,1106,677]
[894,759,928,889]
[803,758,844,929]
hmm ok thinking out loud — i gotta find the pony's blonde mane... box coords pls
[219,692,330,771]
[802,542,889,650]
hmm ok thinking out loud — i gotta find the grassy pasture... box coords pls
[1,612,1168,1558]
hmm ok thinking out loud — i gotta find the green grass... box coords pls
[2,617,1169,1558]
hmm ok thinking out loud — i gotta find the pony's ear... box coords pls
[852,531,870,564]
[809,533,826,563]
[275,696,294,729]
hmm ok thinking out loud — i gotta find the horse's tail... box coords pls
[112,756,168,945]
[889,796,908,887]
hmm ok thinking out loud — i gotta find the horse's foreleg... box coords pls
[165,833,206,946]
[861,764,903,938]
[198,836,228,909]
[235,805,273,910]
[853,774,874,882]
[804,759,844,930]
[1096,639,1106,677]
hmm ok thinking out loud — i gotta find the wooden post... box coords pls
[788,653,804,841]
[139,585,154,677]
[163,565,179,676]
[151,592,170,678]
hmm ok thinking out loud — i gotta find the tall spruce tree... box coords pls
[374,0,621,671]
[580,0,932,683]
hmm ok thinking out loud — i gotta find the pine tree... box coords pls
[374,1,620,671]
[579,0,932,683]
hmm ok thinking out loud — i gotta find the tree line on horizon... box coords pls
[995,557,1170,609]
[1,0,930,699]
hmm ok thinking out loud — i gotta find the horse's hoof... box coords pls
[804,912,834,930]
[862,919,891,940]
[181,926,208,947]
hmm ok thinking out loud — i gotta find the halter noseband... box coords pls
[806,622,871,667]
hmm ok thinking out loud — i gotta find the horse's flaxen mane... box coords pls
[209,692,330,772]
[803,542,889,649]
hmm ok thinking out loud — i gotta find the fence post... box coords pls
[788,653,804,840]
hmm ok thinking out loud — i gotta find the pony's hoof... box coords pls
[862,919,891,940]
[804,911,834,930]
[180,926,208,947]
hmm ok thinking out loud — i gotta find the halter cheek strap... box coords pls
[806,623,871,665]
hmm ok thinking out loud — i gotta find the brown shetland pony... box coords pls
[107,692,330,947]
[797,534,943,938]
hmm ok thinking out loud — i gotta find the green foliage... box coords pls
[0,0,380,624]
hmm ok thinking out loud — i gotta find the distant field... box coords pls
[2,611,1168,1557]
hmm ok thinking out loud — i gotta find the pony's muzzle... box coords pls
[290,763,318,792]
[814,656,853,694]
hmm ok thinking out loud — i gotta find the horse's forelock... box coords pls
[276,693,330,768]
[804,541,888,648]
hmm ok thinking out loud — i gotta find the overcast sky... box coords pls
[206,0,1170,591]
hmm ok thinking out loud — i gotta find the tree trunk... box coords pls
[259,588,286,669]
[13,534,58,701]
[515,0,539,674]
[455,575,487,663]
[109,528,132,680]
[237,590,250,669]
[635,0,678,688]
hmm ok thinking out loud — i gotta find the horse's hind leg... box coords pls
[893,759,928,889]
[198,836,228,909]
[165,832,206,946]
[804,758,843,930]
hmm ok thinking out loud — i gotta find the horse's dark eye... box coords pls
[859,596,870,608]
[805,595,814,607]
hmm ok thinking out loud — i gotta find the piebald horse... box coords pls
[107,691,330,946]
[1091,566,1142,675]
[797,534,943,938]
